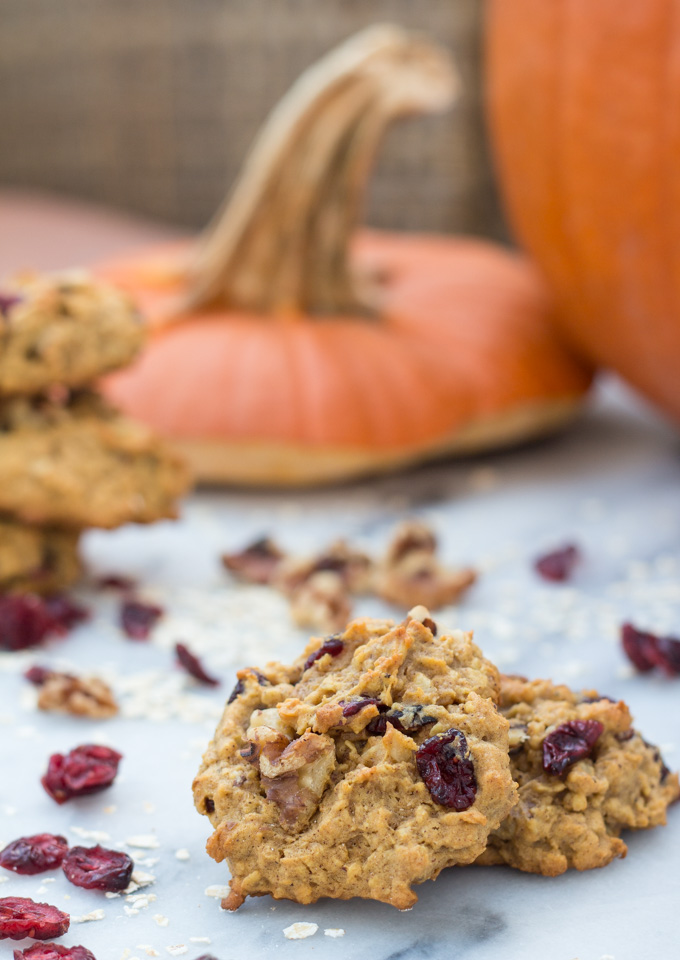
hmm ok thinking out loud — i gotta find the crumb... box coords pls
[153,914,169,928]
[174,848,190,861]
[324,928,345,937]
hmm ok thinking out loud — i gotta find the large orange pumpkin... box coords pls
[486,1,680,423]
[99,25,591,486]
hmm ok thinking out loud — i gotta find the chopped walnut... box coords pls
[376,523,476,611]
[384,521,437,566]
[289,570,352,634]
[508,721,529,754]
[276,539,374,596]
[222,537,285,585]
[377,559,476,610]
[36,671,118,719]
[260,732,336,829]
[244,709,335,830]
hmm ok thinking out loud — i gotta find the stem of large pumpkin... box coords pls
[184,25,457,316]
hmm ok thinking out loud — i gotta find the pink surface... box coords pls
[0,189,182,275]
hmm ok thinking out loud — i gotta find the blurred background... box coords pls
[0,0,504,238]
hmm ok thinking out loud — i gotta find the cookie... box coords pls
[193,607,517,910]
[0,391,191,528]
[476,675,679,876]
[0,272,143,396]
[0,518,81,594]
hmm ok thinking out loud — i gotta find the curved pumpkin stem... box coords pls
[185,24,457,316]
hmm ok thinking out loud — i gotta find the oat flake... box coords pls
[283,922,319,940]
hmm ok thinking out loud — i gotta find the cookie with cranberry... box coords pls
[193,607,516,910]
[476,675,679,876]
[0,391,190,528]
[0,518,80,594]
[0,272,143,397]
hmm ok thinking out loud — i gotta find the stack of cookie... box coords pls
[0,271,191,595]
[194,607,679,909]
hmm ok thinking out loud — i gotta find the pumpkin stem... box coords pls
[185,25,457,316]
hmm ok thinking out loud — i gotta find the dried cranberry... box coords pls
[621,623,680,676]
[43,597,89,632]
[13,944,95,959]
[227,679,244,704]
[416,729,477,810]
[0,835,68,875]
[621,623,659,672]
[62,846,133,892]
[222,538,284,585]
[175,643,220,686]
[652,635,680,676]
[0,596,60,651]
[95,574,136,591]
[641,738,672,782]
[0,292,22,316]
[422,617,437,635]
[342,698,383,718]
[0,897,69,940]
[303,636,344,671]
[534,544,580,582]
[41,745,122,804]
[542,720,604,776]
[365,714,390,735]
[227,670,269,704]
[0,594,88,652]
[120,599,163,640]
[25,666,55,686]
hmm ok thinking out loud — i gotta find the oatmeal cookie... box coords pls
[0,272,143,396]
[193,608,516,910]
[476,675,679,876]
[0,391,190,528]
[0,518,81,594]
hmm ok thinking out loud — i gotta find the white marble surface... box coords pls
[1,377,679,960]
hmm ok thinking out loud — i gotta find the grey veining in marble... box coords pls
[1,376,679,960]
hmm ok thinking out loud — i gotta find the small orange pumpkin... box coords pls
[99,25,591,486]
[486,1,680,423]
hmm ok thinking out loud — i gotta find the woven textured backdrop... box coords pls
[0,0,503,237]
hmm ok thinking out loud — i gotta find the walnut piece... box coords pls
[276,539,374,596]
[36,672,118,719]
[377,522,476,610]
[244,710,335,830]
[222,537,285,584]
[289,570,352,634]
